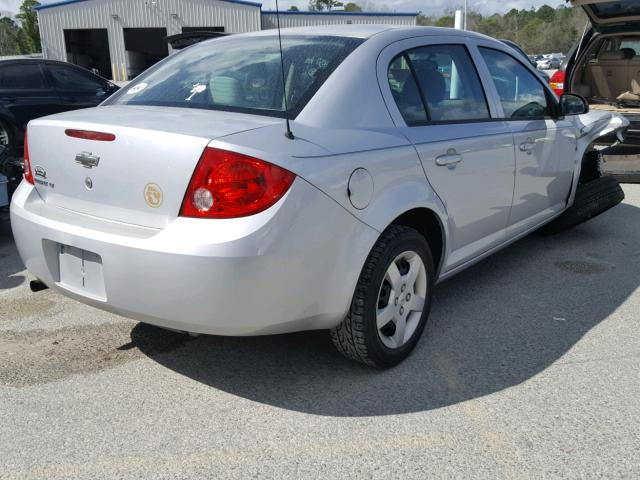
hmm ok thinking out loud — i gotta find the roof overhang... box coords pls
[35,0,262,11]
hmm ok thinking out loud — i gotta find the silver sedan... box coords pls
[11,26,628,367]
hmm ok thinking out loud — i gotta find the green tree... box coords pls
[0,16,31,56]
[536,4,555,23]
[435,15,454,28]
[16,0,41,53]
[287,5,299,11]
[344,2,362,12]
[0,17,20,56]
[308,0,342,11]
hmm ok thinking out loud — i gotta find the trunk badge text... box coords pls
[75,152,100,169]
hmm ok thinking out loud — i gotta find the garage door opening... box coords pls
[64,29,112,79]
[124,28,169,79]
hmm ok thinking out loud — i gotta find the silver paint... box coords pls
[10,26,629,336]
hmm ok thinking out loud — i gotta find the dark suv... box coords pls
[0,58,118,154]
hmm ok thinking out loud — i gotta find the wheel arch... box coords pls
[387,207,447,278]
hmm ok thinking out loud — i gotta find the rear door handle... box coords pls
[435,150,463,167]
[519,139,536,152]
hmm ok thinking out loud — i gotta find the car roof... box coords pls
[0,57,43,63]
[240,24,497,42]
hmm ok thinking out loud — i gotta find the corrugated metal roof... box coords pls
[262,10,418,17]
[35,0,262,11]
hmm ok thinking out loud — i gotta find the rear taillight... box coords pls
[549,69,566,97]
[180,148,296,219]
[23,130,34,185]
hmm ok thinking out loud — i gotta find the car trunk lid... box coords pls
[27,106,280,229]
[570,0,640,30]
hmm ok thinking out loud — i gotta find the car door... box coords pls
[0,61,59,135]
[476,46,577,235]
[45,62,111,112]
[379,37,516,270]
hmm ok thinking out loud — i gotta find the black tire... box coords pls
[540,176,625,235]
[0,119,14,151]
[330,225,435,368]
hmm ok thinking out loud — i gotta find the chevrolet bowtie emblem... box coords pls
[75,152,100,169]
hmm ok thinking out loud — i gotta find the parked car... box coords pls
[166,31,227,51]
[537,56,562,70]
[11,26,627,367]
[0,58,119,155]
[551,0,640,158]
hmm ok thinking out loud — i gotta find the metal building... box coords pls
[37,0,262,81]
[261,11,417,30]
[36,0,418,81]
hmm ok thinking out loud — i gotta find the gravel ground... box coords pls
[1,186,639,479]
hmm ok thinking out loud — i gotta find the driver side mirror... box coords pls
[559,93,589,116]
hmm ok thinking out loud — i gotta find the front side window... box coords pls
[48,65,105,91]
[479,47,550,119]
[0,64,45,90]
[109,35,363,118]
[388,44,490,125]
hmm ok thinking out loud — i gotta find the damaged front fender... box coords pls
[568,110,629,206]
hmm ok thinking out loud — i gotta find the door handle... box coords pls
[435,150,463,167]
[519,139,536,152]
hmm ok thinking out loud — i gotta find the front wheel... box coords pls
[0,120,13,150]
[331,225,435,368]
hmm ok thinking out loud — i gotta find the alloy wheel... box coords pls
[376,250,427,349]
[0,127,9,146]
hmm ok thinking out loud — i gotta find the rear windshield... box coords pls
[108,34,363,118]
[591,2,640,19]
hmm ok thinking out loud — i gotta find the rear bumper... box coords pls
[10,180,378,335]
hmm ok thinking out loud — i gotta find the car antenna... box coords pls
[275,0,294,140]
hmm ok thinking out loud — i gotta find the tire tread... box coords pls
[540,176,624,235]
[330,225,419,367]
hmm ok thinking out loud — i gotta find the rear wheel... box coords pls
[540,176,625,235]
[330,225,434,368]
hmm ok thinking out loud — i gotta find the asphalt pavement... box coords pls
[1,186,639,479]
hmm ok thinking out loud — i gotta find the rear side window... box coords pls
[388,55,428,124]
[479,48,550,119]
[388,44,490,125]
[109,35,363,118]
[599,36,640,57]
[0,64,46,90]
[48,64,105,91]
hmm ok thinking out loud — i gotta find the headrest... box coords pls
[210,76,243,106]
[599,50,628,61]
[621,48,636,59]
[413,61,446,104]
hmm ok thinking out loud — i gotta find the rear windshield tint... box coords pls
[108,35,363,118]
[591,2,640,19]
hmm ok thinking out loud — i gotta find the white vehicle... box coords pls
[11,26,628,367]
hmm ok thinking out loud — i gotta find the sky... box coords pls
[0,0,567,16]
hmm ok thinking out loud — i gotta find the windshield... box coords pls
[108,34,363,118]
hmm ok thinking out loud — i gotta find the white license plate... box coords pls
[58,244,106,301]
